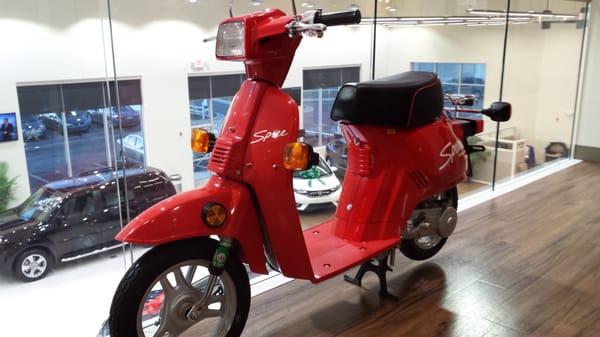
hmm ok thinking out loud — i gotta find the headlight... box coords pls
[294,189,309,195]
[216,21,245,58]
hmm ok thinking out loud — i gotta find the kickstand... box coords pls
[344,252,398,301]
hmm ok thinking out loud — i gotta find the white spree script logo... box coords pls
[438,141,464,171]
[251,129,289,144]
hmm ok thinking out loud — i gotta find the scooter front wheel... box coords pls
[109,238,250,337]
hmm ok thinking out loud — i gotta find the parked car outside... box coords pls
[91,106,141,128]
[193,153,210,172]
[117,133,145,164]
[22,117,46,141]
[40,110,91,134]
[325,136,347,179]
[293,156,341,211]
[0,167,176,282]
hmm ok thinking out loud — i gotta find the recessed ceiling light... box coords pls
[386,6,397,12]
[301,2,315,8]
[188,0,198,3]
[350,4,360,10]
[250,0,262,6]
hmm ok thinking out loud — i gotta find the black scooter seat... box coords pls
[330,71,443,129]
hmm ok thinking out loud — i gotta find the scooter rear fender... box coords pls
[116,176,268,274]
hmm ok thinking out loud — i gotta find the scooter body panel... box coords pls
[334,117,467,242]
[240,86,314,280]
[115,175,268,274]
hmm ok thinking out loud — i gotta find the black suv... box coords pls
[0,167,176,282]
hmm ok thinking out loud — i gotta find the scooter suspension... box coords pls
[186,237,233,321]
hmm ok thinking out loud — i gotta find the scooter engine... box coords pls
[402,204,458,239]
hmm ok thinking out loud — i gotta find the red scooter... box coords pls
[109,7,510,337]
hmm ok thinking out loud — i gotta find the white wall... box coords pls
[577,2,600,149]
[0,0,586,206]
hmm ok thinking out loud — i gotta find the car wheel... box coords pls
[13,248,54,282]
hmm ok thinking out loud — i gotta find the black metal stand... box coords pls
[344,253,398,300]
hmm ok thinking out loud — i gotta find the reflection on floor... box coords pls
[244,162,600,337]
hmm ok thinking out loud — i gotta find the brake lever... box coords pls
[285,21,327,38]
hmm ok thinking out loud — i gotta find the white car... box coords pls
[116,133,145,164]
[293,157,342,211]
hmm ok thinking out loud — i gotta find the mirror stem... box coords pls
[291,0,297,16]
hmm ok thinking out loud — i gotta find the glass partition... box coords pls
[188,73,245,186]
[0,1,134,336]
[0,0,589,336]
[497,0,587,185]
[373,0,511,197]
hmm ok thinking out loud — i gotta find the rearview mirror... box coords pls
[482,101,511,122]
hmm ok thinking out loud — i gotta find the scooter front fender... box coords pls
[116,176,268,274]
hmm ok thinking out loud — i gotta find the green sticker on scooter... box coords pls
[212,242,231,269]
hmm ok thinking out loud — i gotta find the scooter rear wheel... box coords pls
[400,187,458,261]
[109,238,250,337]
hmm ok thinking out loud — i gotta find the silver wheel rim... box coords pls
[414,235,443,250]
[409,190,455,250]
[136,260,237,337]
[21,254,47,279]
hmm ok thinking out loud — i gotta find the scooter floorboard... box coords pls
[303,219,399,283]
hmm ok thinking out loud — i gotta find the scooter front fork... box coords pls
[187,237,234,321]
[344,249,398,301]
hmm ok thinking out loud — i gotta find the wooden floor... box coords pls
[243,162,600,337]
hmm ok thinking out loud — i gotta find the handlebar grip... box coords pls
[314,9,362,26]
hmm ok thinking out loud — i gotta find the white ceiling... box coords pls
[226,0,586,17]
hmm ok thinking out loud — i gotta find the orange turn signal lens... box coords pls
[283,142,312,171]
[191,128,215,153]
[202,203,227,227]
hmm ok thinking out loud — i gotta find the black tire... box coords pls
[400,237,448,261]
[109,238,250,337]
[13,248,54,282]
[400,187,458,261]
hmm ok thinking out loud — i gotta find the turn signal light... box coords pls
[191,128,216,153]
[202,203,227,227]
[283,142,319,171]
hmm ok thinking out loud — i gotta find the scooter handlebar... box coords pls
[314,9,362,26]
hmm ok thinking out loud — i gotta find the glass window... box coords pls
[411,62,487,110]
[411,62,435,72]
[63,192,94,217]
[302,66,360,147]
[437,63,460,84]
[188,74,245,186]
[17,80,145,193]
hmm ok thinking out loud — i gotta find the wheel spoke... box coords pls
[158,275,174,298]
[185,265,197,283]
[196,308,222,321]
[208,294,224,305]
[172,267,186,287]
[151,320,169,337]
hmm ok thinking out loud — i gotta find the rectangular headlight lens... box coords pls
[216,21,245,58]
